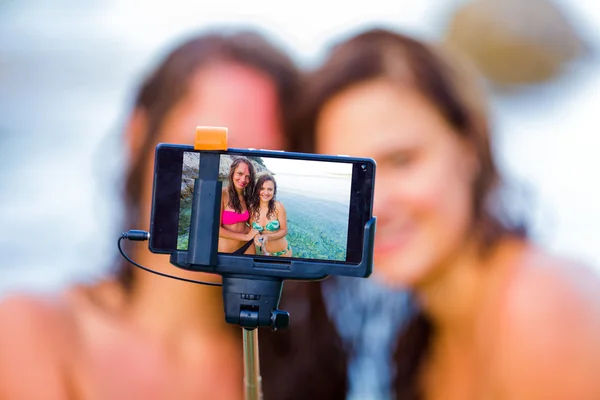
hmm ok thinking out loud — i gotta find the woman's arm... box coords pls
[262,202,288,241]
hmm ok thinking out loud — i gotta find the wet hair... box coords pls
[226,156,255,213]
[302,28,527,399]
[250,173,277,220]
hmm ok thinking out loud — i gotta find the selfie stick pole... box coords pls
[243,328,262,400]
[220,276,288,400]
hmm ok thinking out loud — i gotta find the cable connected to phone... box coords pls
[118,230,223,287]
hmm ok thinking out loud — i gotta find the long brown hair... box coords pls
[303,28,527,399]
[118,29,348,399]
[226,156,256,213]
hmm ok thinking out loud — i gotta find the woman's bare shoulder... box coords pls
[0,289,86,348]
[221,187,230,202]
[0,293,76,397]
[0,293,67,332]
[506,246,600,317]
[491,244,600,397]
[0,280,120,344]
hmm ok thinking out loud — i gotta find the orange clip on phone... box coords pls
[194,126,228,150]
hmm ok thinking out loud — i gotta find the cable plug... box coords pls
[122,230,150,241]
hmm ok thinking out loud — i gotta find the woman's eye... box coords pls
[389,152,413,167]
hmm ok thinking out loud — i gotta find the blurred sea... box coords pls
[278,187,349,261]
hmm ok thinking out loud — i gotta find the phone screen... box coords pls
[149,145,375,265]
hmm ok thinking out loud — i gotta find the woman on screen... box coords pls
[219,156,259,254]
[250,173,292,257]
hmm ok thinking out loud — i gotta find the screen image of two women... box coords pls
[219,156,292,257]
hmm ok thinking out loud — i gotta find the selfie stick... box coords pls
[171,126,376,400]
[185,127,271,400]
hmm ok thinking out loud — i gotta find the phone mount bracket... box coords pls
[170,126,376,329]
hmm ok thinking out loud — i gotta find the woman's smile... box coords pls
[260,191,272,201]
[236,178,248,189]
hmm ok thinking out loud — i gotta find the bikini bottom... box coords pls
[267,243,292,257]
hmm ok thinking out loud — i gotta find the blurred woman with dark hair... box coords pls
[307,27,600,399]
[0,29,347,399]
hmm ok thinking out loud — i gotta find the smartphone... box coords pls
[149,144,375,268]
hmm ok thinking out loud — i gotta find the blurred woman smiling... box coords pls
[309,27,600,399]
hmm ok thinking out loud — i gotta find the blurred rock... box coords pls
[444,0,587,86]
[217,155,272,182]
[180,153,273,194]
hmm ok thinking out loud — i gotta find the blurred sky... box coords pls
[1,0,599,295]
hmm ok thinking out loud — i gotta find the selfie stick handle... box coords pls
[243,328,263,400]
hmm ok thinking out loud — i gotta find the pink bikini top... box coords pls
[222,209,249,225]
